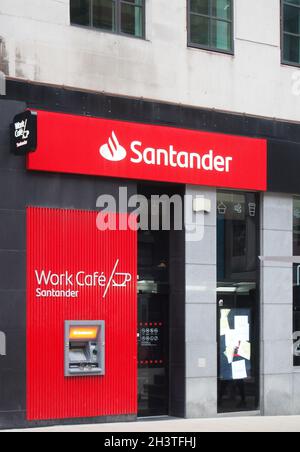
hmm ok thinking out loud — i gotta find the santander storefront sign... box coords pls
[27,111,267,191]
[100,130,233,174]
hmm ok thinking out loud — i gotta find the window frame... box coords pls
[187,0,234,55]
[281,0,300,68]
[70,0,146,40]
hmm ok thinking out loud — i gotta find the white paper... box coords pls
[224,347,235,364]
[220,310,231,336]
[232,360,247,380]
[236,325,250,343]
[225,330,239,348]
[238,341,251,361]
[234,316,249,329]
[225,326,249,347]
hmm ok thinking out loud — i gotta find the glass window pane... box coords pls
[284,33,300,64]
[190,14,210,46]
[212,0,232,20]
[285,0,300,7]
[190,0,210,15]
[211,19,232,51]
[217,191,260,413]
[70,0,91,26]
[121,2,144,37]
[284,4,300,35]
[93,0,116,31]
[217,192,258,278]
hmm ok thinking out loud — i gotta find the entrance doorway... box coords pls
[137,227,169,417]
[136,183,185,418]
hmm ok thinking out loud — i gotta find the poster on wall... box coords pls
[219,308,252,381]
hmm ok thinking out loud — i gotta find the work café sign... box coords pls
[27,110,267,191]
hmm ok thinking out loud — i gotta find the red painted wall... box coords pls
[27,207,137,421]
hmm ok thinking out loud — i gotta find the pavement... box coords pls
[4,415,300,432]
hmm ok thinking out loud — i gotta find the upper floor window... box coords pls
[282,0,300,66]
[188,0,233,54]
[70,0,145,38]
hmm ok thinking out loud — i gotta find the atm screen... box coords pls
[69,348,86,363]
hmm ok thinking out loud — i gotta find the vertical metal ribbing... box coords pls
[27,208,137,421]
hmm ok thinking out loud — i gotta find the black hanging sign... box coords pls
[11,110,37,155]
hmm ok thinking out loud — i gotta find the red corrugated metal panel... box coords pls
[27,207,137,421]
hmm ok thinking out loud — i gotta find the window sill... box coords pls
[187,43,234,57]
[70,23,148,42]
[281,60,300,69]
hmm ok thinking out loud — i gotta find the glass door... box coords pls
[217,191,260,413]
[137,229,169,417]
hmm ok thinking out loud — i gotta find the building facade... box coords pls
[0,0,300,428]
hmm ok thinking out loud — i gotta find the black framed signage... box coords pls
[11,110,37,155]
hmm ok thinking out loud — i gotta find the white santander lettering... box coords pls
[129,142,233,173]
[130,141,143,163]
[202,150,214,171]
[225,157,233,172]
[100,132,236,175]
[144,147,156,165]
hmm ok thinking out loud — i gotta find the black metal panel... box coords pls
[0,210,25,251]
[268,139,300,194]
[5,79,300,144]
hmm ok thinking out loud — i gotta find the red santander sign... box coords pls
[27,110,267,191]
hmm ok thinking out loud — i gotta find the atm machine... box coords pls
[64,321,105,377]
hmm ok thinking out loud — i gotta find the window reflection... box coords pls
[217,192,258,281]
[283,0,300,65]
[70,0,91,26]
[93,0,116,32]
[70,0,144,38]
[189,0,233,53]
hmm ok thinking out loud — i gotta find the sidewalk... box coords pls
[5,416,300,432]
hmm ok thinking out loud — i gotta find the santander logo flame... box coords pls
[99,131,127,162]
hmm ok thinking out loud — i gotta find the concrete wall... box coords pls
[260,193,295,415]
[185,186,217,418]
[0,0,299,121]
